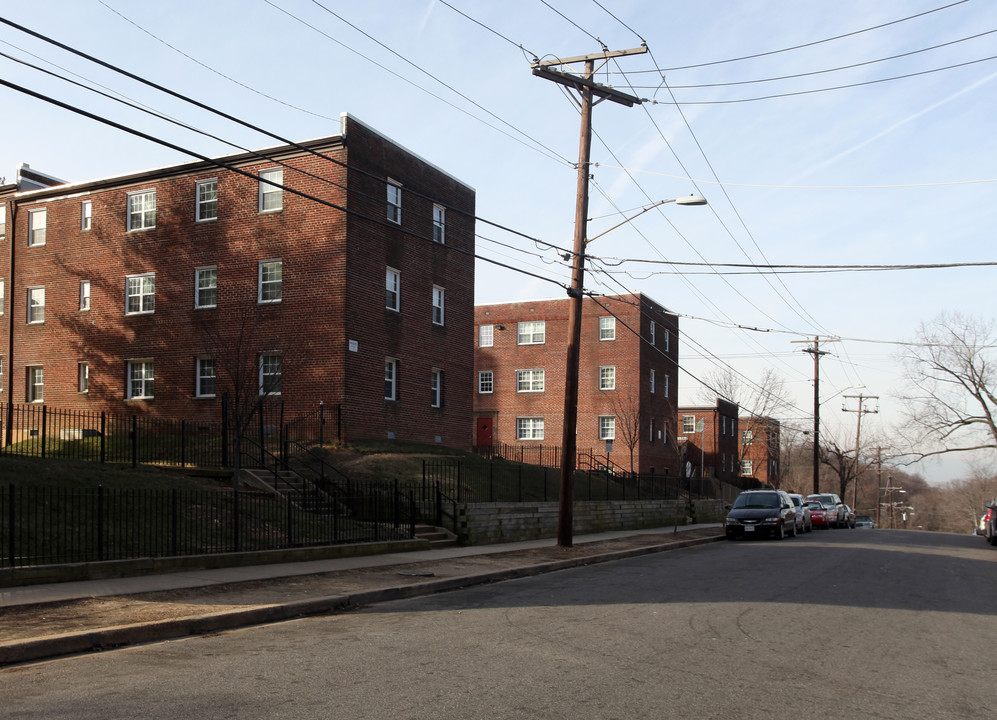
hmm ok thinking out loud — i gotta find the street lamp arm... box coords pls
[585,195,706,244]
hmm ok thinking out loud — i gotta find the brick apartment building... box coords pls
[739,415,781,487]
[0,114,476,447]
[473,293,680,475]
[677,398,741,484]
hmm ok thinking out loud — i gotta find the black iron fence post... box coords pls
[181,419,187,468]
[131,415,138,468]
[40,405,47,459]
[171,488,179,557]
[233,489,241,553]
[393,478,400,530]
[409,491,415,539]
[100,412,106,464]
[97,484,105,561]
[7,484,14,568]
[221,393,229,468]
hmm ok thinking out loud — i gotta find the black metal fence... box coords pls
[1,482,415,569]
[0,401,340,469]
[421,459,742,505]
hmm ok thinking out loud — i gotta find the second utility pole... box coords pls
[533,47,646,547]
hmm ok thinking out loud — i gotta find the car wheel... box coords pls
[807,520,813,533]
[776,522,785,540]
[989,532,997,547]
[791,520,798,537]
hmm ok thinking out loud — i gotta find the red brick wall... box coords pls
[2,117,475,449]
[678,400,740,481]
[474,293,680,474]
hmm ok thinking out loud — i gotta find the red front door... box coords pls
[476,418,493,447]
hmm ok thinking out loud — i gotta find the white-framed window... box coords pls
[258,260,282,303]
[259,168,283,213]
[649,368,656,394]
[599,366,616,391]
[259,353,282,395]
[649,321,656,345]
[742,429,753,446]
[649,418,656,443]
[26,286,45,324]
[430,369,442,408]
[741,459,753,477]
[385,268,400,311]
[28,208,46,246]
[126,274,155,315]
[478,324,494,347]
[81,200,92,231]
[516,417,544,441]
[599,416,616,441]
[196,266,217,308]
[478,370,493,394]
[384,358,398,400]
[664,374,670,398]
[80,280,91,311]
[599,316,615,340]
[197,356,216,398]
[517,369,545,392]
[127,190,156,231]
[78,362,89,393]
[197,178,218,221]
[27,365,43,402]
[0,355,4,391]
[682,415,696,434]
[517,320,545,345]
[433,204,445,243]
[0,205,6,238]
[664,328,670,352]
[0,279,5,315]
[387,180,402,224]
[432,286,445,326]
[127,360,154,399]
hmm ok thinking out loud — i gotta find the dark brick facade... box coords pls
[473,293,680,474]
[0,115,475,448]
[739,416,781,487]
[677,399,741,483]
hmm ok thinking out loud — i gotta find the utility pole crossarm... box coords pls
[530,67,641,106]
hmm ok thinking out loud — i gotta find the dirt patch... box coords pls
[0,529,721,644]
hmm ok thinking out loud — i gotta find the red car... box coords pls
[805,500,830,529]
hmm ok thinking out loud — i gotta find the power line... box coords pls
[646,54,997,105]
[638,0,969,73]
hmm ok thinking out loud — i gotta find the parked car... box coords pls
[725,489,798,540]
[788,493,812,533]
[855,515,875,529]
[984,502,997,546]
[842,505,856,529]
[977,511,988,536]
[804,500,830,529]
[805,493,846,528]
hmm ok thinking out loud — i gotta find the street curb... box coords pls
[0,533,723,666]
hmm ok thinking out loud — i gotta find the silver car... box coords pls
[788,493,812,533]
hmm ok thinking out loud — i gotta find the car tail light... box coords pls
[986,509,993,522]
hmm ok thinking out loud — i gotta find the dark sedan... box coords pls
[726,489,798,540]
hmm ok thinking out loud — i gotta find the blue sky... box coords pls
[2,0,995,483]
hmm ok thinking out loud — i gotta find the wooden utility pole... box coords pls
[791,337,837,495]
[842,393,878,510]
[533,47,646,547]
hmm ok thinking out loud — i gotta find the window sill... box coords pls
[195,217,218,224]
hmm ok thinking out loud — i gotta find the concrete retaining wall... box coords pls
[459,499,698,545]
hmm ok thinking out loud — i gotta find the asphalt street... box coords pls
[3,528,995,719]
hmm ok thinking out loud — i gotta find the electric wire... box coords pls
[637,0,969,73]
[0,76,569,296]
[646,54,997,105]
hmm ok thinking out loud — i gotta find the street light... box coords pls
[557,194,707,547]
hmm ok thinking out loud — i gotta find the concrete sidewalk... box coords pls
[0,524,725,666]
[1,524,721,608]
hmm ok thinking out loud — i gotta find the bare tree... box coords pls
[896,313,997,462]
[611,388,642,474]
[197,306,298,487]
[697,367,793,466]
